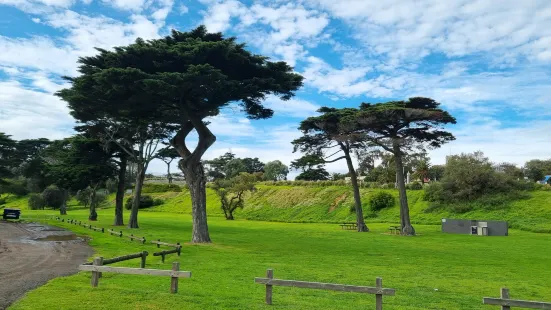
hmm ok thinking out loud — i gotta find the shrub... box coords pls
[75,188,92,207]
[42,185,65,209]
[369,191,395,211]
[142,183,182,193]
[105,178,118,193]
[125,195,155,210]
[380,183,393,189]
[153,198,164,206]
[349,204,356,213]
[28,193,46,210]
[94,191,108,207]
[5,181,28,196]
[407,182,423,190]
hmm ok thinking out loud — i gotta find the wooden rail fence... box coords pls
[79,257,190,293]
[483,288,551,309]
[151,239,181,248]
[128,234,146,244]
[254,269,395,309]
[153,247,182,263]
[83,251,149,269]
[108,229,123,237]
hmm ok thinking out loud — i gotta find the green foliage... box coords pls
[0,179,28,196]
[369,191,395,211]
[296,168,330,181]
[407,182,423,190]
[125,195,155,210]
[142,183,182,193]
[105,178,118,193]
[153,198,164,206]
[524,159,551,182]
[426,152,526,204]
[41,185,65,209]
[28,193,46,210]
[263,160,289,181]
[75,188,92,207]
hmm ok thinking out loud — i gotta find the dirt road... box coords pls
[0,221,93,309]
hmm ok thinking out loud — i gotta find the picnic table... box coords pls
[389,225,401,234]
[339,222,358,230]
[2,208,21,220]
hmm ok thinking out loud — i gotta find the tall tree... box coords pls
[156,146,180,183]
[292,107,370,232]
[413,159,430,184]
[263,160,289,181]
[242,157,265,174]
[291,155,329,181]
[42,136,116,217]
[524,159,551,182]
[352,97,456,235]
[204,152,235,180]
[60,26,303,242]
[0,133,16,184]
[296,167,330,181]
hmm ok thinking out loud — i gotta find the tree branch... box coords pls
[171,121,194,158]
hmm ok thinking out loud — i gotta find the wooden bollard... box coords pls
[266,269,273,305]
[141,251,147,268]
[91,257,103,287]
[501,288,511,310]
[171,262,179,294]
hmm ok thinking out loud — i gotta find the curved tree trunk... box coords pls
[167,161,173,184]
[114,156,127,226]
[343,150,369,232]
[89,189,98,221]
[128,165,145,229]
[182,159,211,243]
[393,142,415,236]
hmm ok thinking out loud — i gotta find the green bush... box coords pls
[380,183,393,189]
[125,195,155,210]
[407,182,423,190]
[153,198,164,206]
[369,191,395,211]
[42,185,65,209]
[142,183,182,193]
[28,193,46,210]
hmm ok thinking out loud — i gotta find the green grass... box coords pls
[6,185,551,233]
[10,209,551,310]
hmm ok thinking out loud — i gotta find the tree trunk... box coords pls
[114,156,127,226]
[167,162,173,184]
[89,188,98,221]
[128,165,146,229]
[182,160,211,243]
[59,189,67,215]
[343,150,369,232]
[393,142,415,236]
[227,211,234,220]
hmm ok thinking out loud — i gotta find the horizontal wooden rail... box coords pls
[153,247,181,263]
[151,239,181,248]
[128,234,146,244]
[83,251,148,268]
[80,257,190,294]
[91,226,104,233]
[108,229,123,237]
[255,269,395,308]
[79,265,190,277]
[483,288,551,309]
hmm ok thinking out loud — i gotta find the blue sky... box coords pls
[1,0,551,177]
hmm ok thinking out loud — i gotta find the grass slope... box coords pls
[10,209,551,310]
[5,185,551,232]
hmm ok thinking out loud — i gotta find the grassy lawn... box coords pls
[10,209,551,310]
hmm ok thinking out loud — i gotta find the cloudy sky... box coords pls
[1,0,551,177]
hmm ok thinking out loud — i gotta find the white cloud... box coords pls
[264,96,320,118]
[101,0,147,11]
[179,4,189,14]
[0,80,75,140]
[308,0,551,65]
[31,17,41,23]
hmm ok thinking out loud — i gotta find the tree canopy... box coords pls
[263,160,289,181]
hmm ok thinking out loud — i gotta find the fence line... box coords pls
[151,239,181,248]
[153,247,181,263]
[82,251,148,268]
[483,288,551,309]
[79,257,190,293]
[254,269,395,309]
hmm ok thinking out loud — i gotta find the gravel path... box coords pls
[0,221,93,309]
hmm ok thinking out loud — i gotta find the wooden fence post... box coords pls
[98,257,104,278]
[501,288,510,310]
[266,269,273,305]
[376,277,383,310]
[119,231,122,237]
[141,251,147,268]
[171,262,179,294]
[157,239,161,248]
[91,257,102,287]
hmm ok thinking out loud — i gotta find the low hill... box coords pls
[5,185,551,233]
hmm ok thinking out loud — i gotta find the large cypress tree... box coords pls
[59,26,303,242]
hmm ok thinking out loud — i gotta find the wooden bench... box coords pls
[340,223,358,230]
[389,226,401,235]
[2,208,21,220]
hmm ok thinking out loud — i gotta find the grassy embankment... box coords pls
[9,209,551,310]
